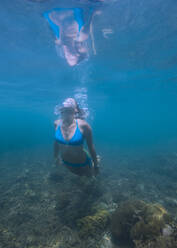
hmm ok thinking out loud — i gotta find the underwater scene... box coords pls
[0,0,177,247]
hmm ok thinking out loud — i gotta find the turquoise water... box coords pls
[1,1,177,247]
[1,0,177,159]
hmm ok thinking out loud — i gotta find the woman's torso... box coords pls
[55,118,87,163]
[50,9,80,40]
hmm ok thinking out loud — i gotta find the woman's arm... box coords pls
[81,10,102,54]
[83,122,100,174]
[54,120,61,166]
[90,10,102,55]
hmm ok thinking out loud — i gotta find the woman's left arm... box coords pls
[83,122,99,171]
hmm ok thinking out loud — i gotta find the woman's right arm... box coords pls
[54,120,61,166]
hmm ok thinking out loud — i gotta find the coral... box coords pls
[77,210,110,238]
[134,235,177,248]
[110,200,173,246]
[144,203,170,222]
[111,200,146,242]
[131,218,164,241]
[131,203,170,241]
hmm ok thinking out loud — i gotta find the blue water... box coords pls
[1,1,177,247]
[1,0,177,159]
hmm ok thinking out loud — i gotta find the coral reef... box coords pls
[110,199,177,247]
[130,203,171,241]
[134,233,177,248]
[55,176,104,227]
[1,150,177,248]
[111,200,146,243]
[77,209,110,238]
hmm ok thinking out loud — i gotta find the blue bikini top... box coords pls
[44,8,85,39]
[55,120,84,146]
[44,7,93,39]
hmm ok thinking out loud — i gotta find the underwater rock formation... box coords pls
[134,232,177,248]
[110,200,176,247]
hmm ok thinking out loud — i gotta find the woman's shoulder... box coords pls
[77,118,87,125]
[77,119,91,131]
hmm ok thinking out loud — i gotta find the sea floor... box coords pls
[0,147,177,248]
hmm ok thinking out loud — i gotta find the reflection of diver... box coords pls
[54,98,100,176]
[44,7,102,66]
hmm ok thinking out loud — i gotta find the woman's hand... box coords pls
[97,155,101,164]
[93,155,101,176]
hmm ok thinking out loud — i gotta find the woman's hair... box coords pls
[74,100,86,120]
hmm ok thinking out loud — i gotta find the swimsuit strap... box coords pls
[44,10,60,38]
[73,8,84,32]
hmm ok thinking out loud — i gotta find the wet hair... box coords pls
[74,100,86,120]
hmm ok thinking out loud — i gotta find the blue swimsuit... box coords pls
[44,8,85,39]
[55,120,84,146]
[55,120,92,167]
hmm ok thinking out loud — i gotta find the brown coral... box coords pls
[110,200,173,247]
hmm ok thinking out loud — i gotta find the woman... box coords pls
[44,7,102,66]
[54,98,99,176]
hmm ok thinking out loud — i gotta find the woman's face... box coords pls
[60,107,75,121]
[63,44,87,66]
[63,45,78,66]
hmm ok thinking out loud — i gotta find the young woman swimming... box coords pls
[54,98,99,176]
[44,6,102,66]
